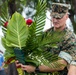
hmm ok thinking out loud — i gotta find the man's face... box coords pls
[52,14,68,29]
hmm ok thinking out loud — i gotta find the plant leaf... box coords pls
[6,12,29,49]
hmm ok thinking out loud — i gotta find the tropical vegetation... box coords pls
[0,0,75,75]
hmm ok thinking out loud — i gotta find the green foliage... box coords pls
[1,0,49,68]
[0,1,10,35]
[0,1,9,23]
[39,31,65,48]
[2,37,15,62]
[5,12,29,49]
[0,0,66,75]
[23,0,47,52]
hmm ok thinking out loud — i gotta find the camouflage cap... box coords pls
[51,3,69,18]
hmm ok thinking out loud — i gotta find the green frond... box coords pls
[24,0,47,51]
[1,0,66,74]
[0,1,10,34]
[35,0,47,35]
[35,0,47,16]
[38,31,65,48]
[0,1,9,23]
[1,38,15,61]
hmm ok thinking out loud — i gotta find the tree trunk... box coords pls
[8,0,16,16]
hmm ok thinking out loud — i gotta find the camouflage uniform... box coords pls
[46,27,76,75]
[42,2,76,75]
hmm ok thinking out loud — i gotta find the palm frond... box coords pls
[1,0,66,74]
[0,1,10,34]
[24,0,47,51]
[39,31,65,48]
[35,0,47,35]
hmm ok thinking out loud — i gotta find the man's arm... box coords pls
[37,59,67,72]
[68,65,76,75]
[21,59,67,73]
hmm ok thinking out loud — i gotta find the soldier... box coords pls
[43,9,74,32]
[17,3,76,75]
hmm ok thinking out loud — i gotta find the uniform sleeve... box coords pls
[58,32,76,66]
[59,51,76,66]
[58,51,72,64]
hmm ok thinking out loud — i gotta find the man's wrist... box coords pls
[35,66,40,73]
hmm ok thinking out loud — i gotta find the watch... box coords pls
[35,66,40,73]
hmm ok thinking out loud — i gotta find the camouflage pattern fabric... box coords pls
[46,27,76,75]
[51,3,69,18]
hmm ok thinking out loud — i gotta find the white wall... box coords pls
[0,27,5,53]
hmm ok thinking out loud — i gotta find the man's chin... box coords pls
[54,25,60,29]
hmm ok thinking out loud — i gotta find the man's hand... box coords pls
[15,60,22,68]
[21,64,35,73]
[15,60,36,73]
